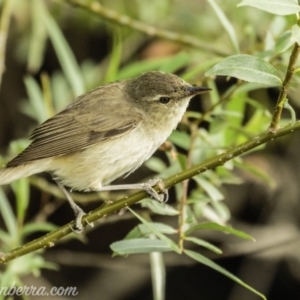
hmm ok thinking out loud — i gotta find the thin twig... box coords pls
[1,121,300,263]
[65,0,229,57]
[178,122,198,251]
[269,43,300,131]
[0,0,14,90]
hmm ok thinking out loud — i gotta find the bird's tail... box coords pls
[0,159,51,185]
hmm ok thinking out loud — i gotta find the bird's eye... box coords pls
[159,97,171,104]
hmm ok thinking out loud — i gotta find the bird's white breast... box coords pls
[51,97,191,191]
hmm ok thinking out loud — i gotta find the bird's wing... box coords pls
[7,84,140,167]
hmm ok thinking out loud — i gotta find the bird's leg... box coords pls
[55,178,167,233]
[97,178,169,202]
[55,181,93,234]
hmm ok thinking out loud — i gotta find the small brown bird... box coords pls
[0,71,210,231]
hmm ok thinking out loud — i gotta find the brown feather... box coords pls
[7,82,141,167]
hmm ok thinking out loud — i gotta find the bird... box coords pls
[0,71,210,232]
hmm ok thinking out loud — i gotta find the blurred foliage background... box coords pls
[1,0,300,299]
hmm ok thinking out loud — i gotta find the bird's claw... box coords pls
[70,207,94,234]
[142,178,169,203]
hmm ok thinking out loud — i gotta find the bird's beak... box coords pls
[186,86,211,96]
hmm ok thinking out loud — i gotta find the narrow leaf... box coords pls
[238,0,300,16]
[205,54,282,86]
[275,30,294,54]
[41,5,85,96]
[24,76,47,123]
[207,0,239,53]
[103,31,122,83]
[234,160,276,188]
[111,238,172,255]
[12,178,30,224]
[0,189,17,238]
[168,131,191,150]
[193,176,224,202]
[159,52,190,73]
[184,250,266,300]
[22,222,58,238]
[117,54,189,80]
[185,236,222,254]
[125,222,177,240]
[291,24,300,45]
[145,157,167,173]
[0,229,12,245]
[117,58,168,80]
[140,199,179,216]
[150,251,165,300]
[27,0,47,72]
[128,207,181,253]
[185,222,254,240]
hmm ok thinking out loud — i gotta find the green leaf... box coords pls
[150,251,165,300]
[234,82,278,94]
[41,4,85,96]
[0,188,17,239]
[234,160,276,188]
[193,176,224,202]
[241,109,270,139]
[11,178,30,224]
[9,139,30,155]
[0,229,12,245]
[207,0,239,53]
[51,71,73,111]
[185,222,254,240]
[182,205,198,229]
[145,157,167,173]
[237,0,300,16]
[140,199,179,216]
[193,200,230,224]
[210,201,231,223]
[168,131,191,150]
[8,253,57,276]
[128,207,181,253]
[205,54,282,86]
[27,0,47,72]
[284,100,297,124]
[185,236,222,254]
[182,58,222,81]
[125,222,177,240]
[117,53,189,80]
[117,58,168,80]
[111,238,172,255]
[275,30,294,54]
[103,30,122,83]
[159,52,190,73]
[184,250,266,300]
[24,76,47,123]
[177,153,187,171]
[291,24,300,45]
[22,222,58,238]
[223,93,246,145]
[184,111,202,119]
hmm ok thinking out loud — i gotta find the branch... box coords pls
[269,42,300,131]
[65,0,228,57]
[1,121,300,264]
